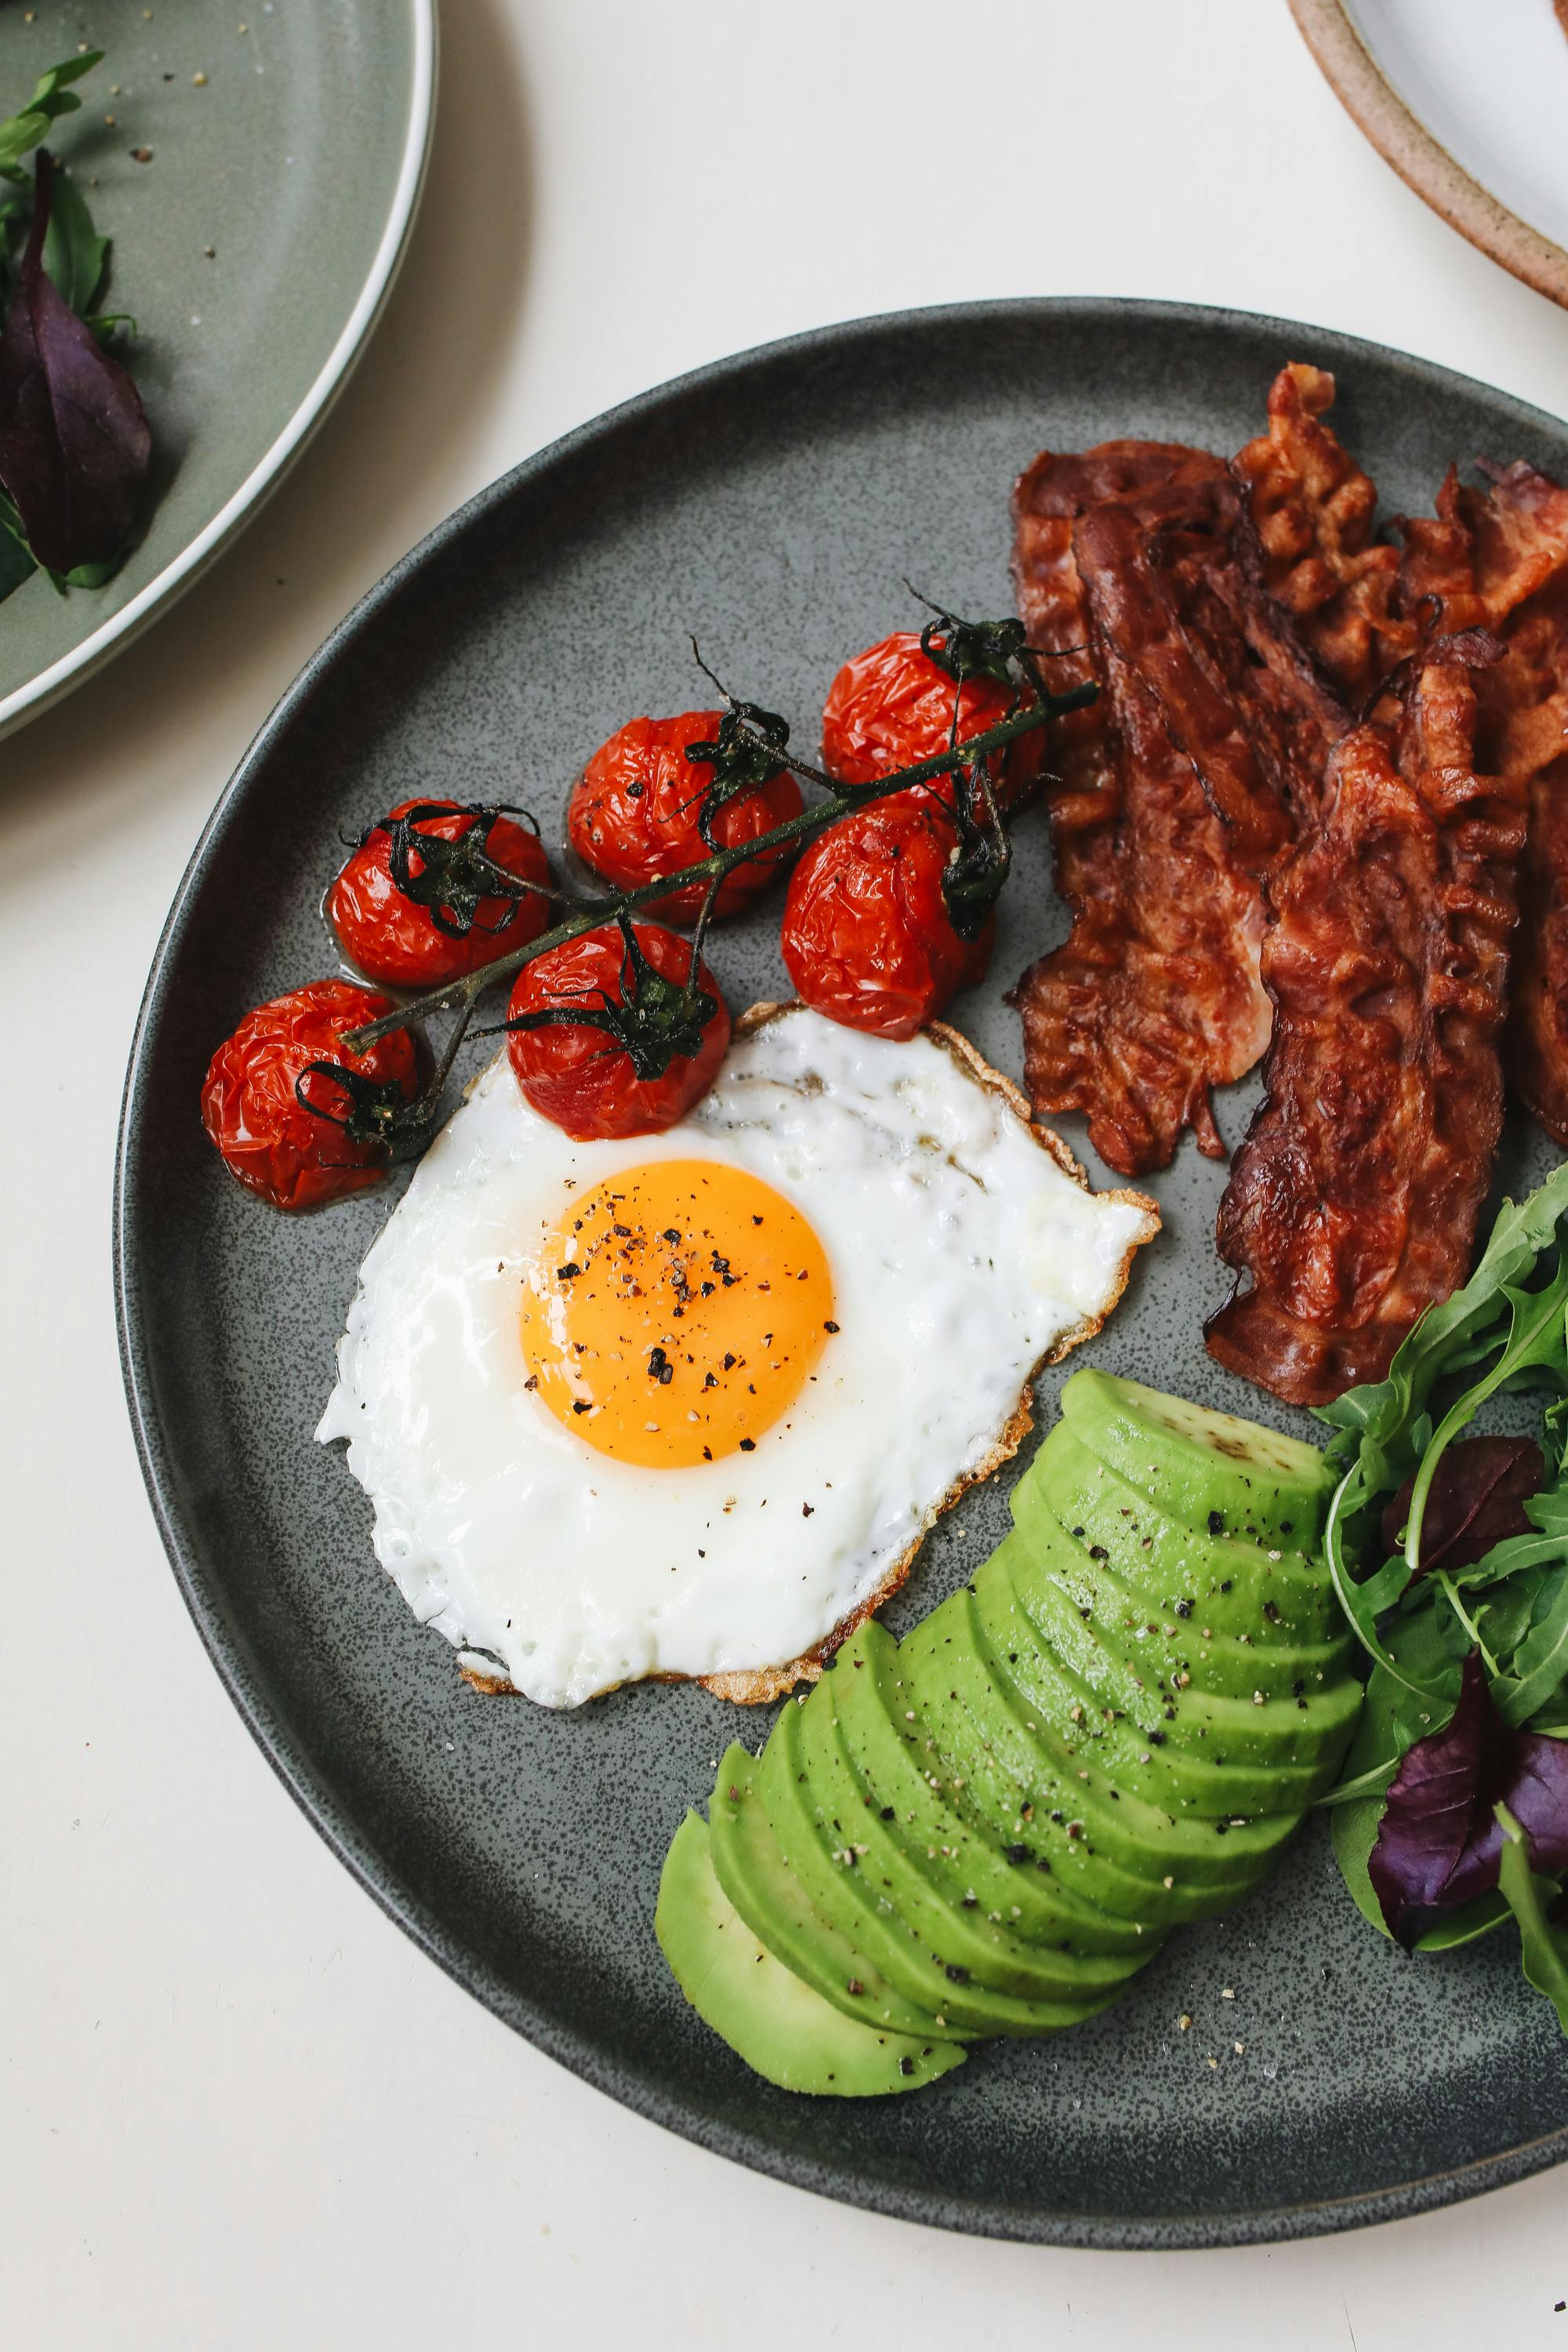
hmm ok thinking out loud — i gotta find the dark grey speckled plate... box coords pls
[116,299,1568,2247]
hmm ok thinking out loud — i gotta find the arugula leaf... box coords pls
[1319,1159,1568,1468]
[42,169,107,316]
[1493,1565,1568,1728]
[1473,1564,1555,1668]
[1347,1550,1417,1621]
[1466,1474,1568,1589]
[1319,1165,1568,1697]
[1402,1262,1568,1576]
[1323,1483,1448,1697]
[1496,1807,1568,2035]
[0,53,103,172]
[1316,1751,1404,1809]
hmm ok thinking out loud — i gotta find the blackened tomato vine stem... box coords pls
[341,686,1094,1061]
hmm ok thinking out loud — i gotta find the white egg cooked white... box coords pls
[317,1006,1158,1708]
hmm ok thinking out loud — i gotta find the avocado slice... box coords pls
[1059,1368,1330,1552]
[951,1572,1305,1885]
[890,1592,1180,1923]
[829,1617,1152,1962]
[1011,1497,1354,1744]
[898,1591,1276,1925]
[747,1712,968,2042]
[746,1701,1005,2038]
[984,1548,1330,1819]
[1004,1494,1362,1784]
[658,1367,1362,2098]
[708,1744,948,2038]
[777,1683,1107,2036]
[656,1811,966,2096]
[1019,1430,1348,1699]
[805,1645,1147,2004]
[1026,1425,1334,1625]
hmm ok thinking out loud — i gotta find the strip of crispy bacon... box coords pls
[1206,653,1525,1405]
[1235,362,1410,706]
[1072,479,1343,864]
[1011,447,1348,1175]
[1398,460,1568,1143]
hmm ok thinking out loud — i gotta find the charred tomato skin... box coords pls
[506,921,731,1141]
[821,630,1040,811]
[779,797,994,1040]
[327,800,553,989]
[200,979,420,1211]
[567,711,804,924]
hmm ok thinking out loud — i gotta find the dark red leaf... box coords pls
[0,150,149,574]
[1380,1434,1544,1578]
[1507,1731,1568,1880]
[1369,1651,1568,1946]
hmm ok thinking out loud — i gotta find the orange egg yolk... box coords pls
[519,1159,836,1468]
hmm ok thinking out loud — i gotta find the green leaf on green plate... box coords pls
[0,489,35,601]
[42,167,107,315]
[0,524,35,602]
[0,52,103,172]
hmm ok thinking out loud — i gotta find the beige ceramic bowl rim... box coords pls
[1290,0,1568,313]
[0,0,438,743]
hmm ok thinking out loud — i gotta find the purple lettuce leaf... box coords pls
[1369,1651,1568,1947]
[1380,1433,1544,1578]
[0,149,148,575]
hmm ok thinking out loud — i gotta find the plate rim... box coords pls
[114,293,1568,2249]
[1289,0,1568,312]
[0,0,437,743]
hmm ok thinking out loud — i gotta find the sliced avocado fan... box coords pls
[656,1370,1360,2096]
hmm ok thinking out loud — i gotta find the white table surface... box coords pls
[5,2,1567,2343]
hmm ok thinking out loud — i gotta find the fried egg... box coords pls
[317,1006,1158,1708]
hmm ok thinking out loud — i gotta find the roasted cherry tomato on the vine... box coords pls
[505,920,731,1141]
[328,799,553,990]
[200,980,422,1212]
[821,630,1040,812]
[780,797,993,1040]
[567,711,804,924]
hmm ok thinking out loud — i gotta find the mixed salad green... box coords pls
[1318,1161,1568,2024]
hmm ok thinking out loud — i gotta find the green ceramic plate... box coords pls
[0,0,434,739]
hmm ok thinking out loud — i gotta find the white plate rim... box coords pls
[1290,0,1568,314]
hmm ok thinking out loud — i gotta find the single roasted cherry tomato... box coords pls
[505,920,731,1140]
[201,979,421,1211]
[328,799,552,989]
[821,630,1040,811]
[779,798,993,1040]
[568,711,804,924]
